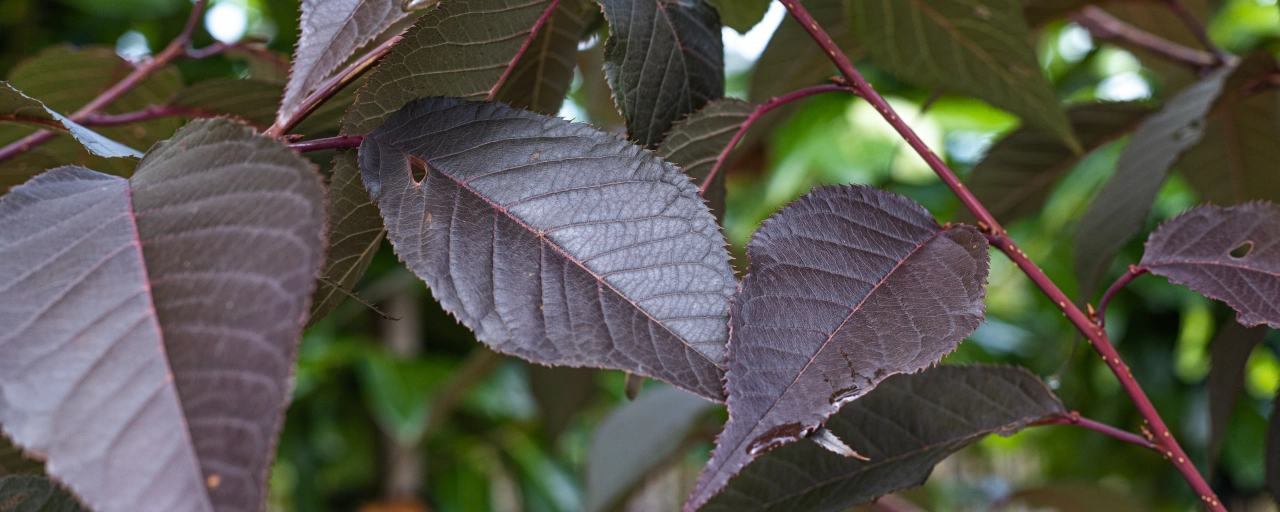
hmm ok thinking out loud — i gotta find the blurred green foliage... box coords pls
[2,0,1279,510]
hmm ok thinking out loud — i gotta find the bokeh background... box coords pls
[2,0,1279,509]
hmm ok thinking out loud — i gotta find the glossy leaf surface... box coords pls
[359,97,737,400]
[0,119,325,512]
[687,185,990,509]
[1075,66,1232,297]
[599,0,724,147]
[965,102,1150,224]
[1141,202,1280,328]
[280,0,412,123]
[848,0,1074,147]
[700,365,1064,511]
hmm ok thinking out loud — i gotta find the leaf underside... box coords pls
[280,0,411,123]
[1141,202,1280,329]
[658,97,757,221]
[599,0,725,147]
[700,365,1065,511]
[848,0,1075,148]
[359,97,737,401]
[0,119,325,512]
[687,185,990,510]
[964,101,1151,225]
[1074,65,1233,297]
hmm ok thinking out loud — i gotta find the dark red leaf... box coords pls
[359,97,737,401]
[700,365,1063,511]
[657,98,756,221]
[686,185,990,510]
[0,119,325,512]
[599,0,725,147]
[1141,202,1280,328]
[1206,321,1267,467]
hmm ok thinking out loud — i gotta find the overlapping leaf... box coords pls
[1075,66,1233,297]
[308,149,386,326]
[700,365,1064,511]
[0,475,90,512]
[359,97,738,400]
[965,102,1150,224]
[494,0,598,115]
[599,0,724,147]
[658,98,757,220]
[340,0,562,135]
[279,0,414,123]
[586,386,717,512]
[709,0,770,33]
[1140,202,1280,328]
[0,119,325,512]
[170,79,285,128]
[848,0,1075,148]
[686,185,990,510]
[1207,321,1267,466]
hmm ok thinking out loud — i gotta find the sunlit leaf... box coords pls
[848,0,1075,148]
[1141,202,1280,328]
[965,101,1150,225]
[586,386,717,512]
[1075,65,1233,297]
[700,365,1064,511]
[686,185,990,509]
[280,0,413,124]
[599,0,725,147]
[359,97,737,400]
[1207,321,1267,466]
[0,119,325,512]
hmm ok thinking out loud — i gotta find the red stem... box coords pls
[698,84,854,195]
[288,135,364,153]
[267,33,405,138]
[1097,265,1150,326]
[1071,6,1218,70]
[486,0,563,101]
[0,115,67,131]
[778,1,1224,509]
[79,106,227,126]
[1032,412,1157,451]
[0,0,210,164]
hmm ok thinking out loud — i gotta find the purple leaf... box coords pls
[657,98,756,221]
[494,0,599,116]
[598,0,725,147]
[1140,202,1280,328]
[359,97,737,401]
[700,365,1064,511]
[0,119,325,512]
[1206,321,1267,468]
[685,185,990,510]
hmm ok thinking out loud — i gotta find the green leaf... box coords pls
[709,0,771,33]
[340,0,562,135]
[495,0,599,115]
[1074,65,1233,297]
[307,149,386,326]
[0,475,91,512]
[848,0,1076,149]
[700,365,1065,511]
[527,365,599,442]
[356,351,452,444]
[168,79,285,129]
[585,386,717,512]
[749,0,858,103]
[964,101,1150,225]
[1176,52,1280,206]
[0,82,142,158]
[598,0,725,147]
[658,97,757,221]
[1270,391,1280,502]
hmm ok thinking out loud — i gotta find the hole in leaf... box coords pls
[409,155,427,186]
[1230,241,1253,258]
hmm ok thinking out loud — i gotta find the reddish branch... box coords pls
[1097,265,1150,326]
[1163,0,1223,58]
[289,135,364,152]
[699,84,854,195]
[266,33,405,138]
[1032,412,1157,451]
[1071,6,1219,70]
[0,0,210,164]
[776,0,1225,509]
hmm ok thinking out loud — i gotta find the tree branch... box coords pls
[778,1,1224,509]
[1163,0,1223,58]
[1032,412,1157,451]
[1096,265,1150,326]
[700,84,855,195]
[1071,6,1219,70]
[266,33,404,138]
[288,135,364,153]
[0,0,210,164]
